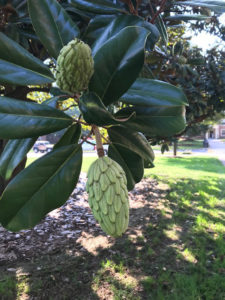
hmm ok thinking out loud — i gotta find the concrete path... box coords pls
[208,138,225,166]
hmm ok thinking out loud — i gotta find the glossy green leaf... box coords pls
[0,33,54,85]
[65,6,93,21]
[116,106,186,137]
[44,96,61,109]
[108,144,144,191]
[70,0,126,15]
[84,15,115,46]
[0,144,82,231]
[120,78,188,106]
[108,126,154,167]
[166,14,211,21]
[28,0,80,59]
[92,15,159,55]
[0,97,73,139]
[89,26,150,106]
[155,15,168,47]
[54,123,81,150]
[0,138,36,181]
[176,1,225,13]
[79,92,135,126]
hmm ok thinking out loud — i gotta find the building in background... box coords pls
[207,119,225,139]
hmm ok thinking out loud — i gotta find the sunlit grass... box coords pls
[145,156,225,180]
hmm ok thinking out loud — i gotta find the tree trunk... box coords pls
[173,140,178,157]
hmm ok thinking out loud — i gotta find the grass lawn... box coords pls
[151,139,204,152]
[145,156,225,179]
[3,155,225,299]
[178,139,204,150]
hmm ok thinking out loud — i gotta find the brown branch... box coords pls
[135,0,142,15]
[148,0,155,17]
[60,104,78,112]
[120,0,136,14]
[150,0,167,24]
[74,119,89,126]
[100,133,110,145]
[80,129,94,145]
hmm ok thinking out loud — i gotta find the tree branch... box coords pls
[150,0,167,24]
[120,0,136,14]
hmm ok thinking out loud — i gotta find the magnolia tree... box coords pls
[0,0,224,236]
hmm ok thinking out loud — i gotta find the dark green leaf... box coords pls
[70,0,126,15]
[120,78,188,106]
[155,15,168,47]
[108,125,154,166]
[44,96,60,109]
[79,92,135,126]
[0,97,73,139]
[28,0,80,59]
[92,15,159,55]
[116,106,186,137]
[84,15,115,46]
[0,138,36,181]
[0,33,54,85]
[54,123,81,149]
[187,58,205,65]
[65,6,93,21]
[108,144,144,191]
[0,144,82,231]
[89,26,150,106]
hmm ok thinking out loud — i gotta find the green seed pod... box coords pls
[86,157,129,237]
[56,38,94,94]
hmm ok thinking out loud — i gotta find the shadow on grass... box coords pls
[1,176,225,299]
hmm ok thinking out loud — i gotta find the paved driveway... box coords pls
[208,139,225,166]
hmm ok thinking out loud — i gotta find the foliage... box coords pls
[0,0,224,231]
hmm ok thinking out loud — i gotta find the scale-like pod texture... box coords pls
[86,157,129,237]
[56,39,94,94]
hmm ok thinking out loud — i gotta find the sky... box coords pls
[190,13,225,52]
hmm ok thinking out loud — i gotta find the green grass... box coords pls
[145,156,225,179]
[81,156,97,173]
[178,139,204,150]
[151,139,204,152]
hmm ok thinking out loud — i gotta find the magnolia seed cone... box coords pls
[56,38,94,94]
[86,157,129,237]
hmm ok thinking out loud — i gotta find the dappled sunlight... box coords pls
[77,232,113,256]
[177,248,198,264]
[91,259,139,300]
[163,224,181,241]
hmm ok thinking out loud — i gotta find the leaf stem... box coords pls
[92,125,105,157]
